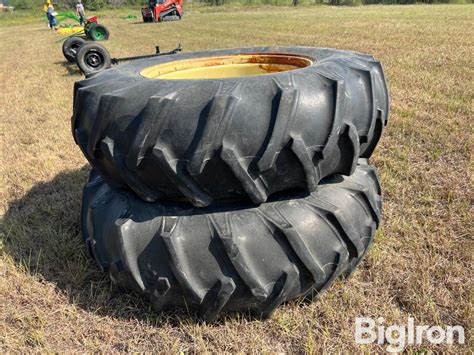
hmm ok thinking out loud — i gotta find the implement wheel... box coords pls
[89,24,109,41]
[62,36,86,63]
[76,42,111,76]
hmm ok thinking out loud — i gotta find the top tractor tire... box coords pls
[72,47,389,207]
[81,159,382,321]
[62,36,86,63]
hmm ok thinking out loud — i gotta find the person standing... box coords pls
[45,1,58,30]
[43,0,54,29]
[148,0,157,21]
[76,0,85,26]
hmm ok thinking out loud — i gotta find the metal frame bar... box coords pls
[111,44,182,65]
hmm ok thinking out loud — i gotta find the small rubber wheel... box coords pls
[76,42,111,76]
[62,36,86,63]
[89,24,109,41]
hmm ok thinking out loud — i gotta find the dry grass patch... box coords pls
[1,4,473,352]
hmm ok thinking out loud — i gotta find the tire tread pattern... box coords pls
[73,47,389,207]
[83,160,382,320]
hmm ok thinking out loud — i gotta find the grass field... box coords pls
[1,4,472,352]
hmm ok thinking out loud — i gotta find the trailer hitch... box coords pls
[111,44,182,65]
[75,43,183,76]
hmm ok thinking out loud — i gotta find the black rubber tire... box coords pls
[76,42,112,76]
[62,36,86,63]
[72,47,389,207]
[82,159,382,320]
[89,24,110,41]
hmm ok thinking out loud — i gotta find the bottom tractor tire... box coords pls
[82,160,382,321]
[62,36,86,63]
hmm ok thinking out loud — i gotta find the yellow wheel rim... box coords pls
[140,53,313,80]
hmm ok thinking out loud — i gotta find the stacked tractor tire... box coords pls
[72,47,389,321]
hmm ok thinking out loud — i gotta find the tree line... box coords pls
[8,0,472,11]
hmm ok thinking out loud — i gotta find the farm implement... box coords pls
[56,12,109,41]
[58,13,110,63]
[70,42,182,75]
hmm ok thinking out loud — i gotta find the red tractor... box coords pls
[141,0,183,23]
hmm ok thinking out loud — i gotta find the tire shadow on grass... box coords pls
[1,166,260,326]
[54,60,83,77]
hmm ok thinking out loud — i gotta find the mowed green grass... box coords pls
[0,4,472,352]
